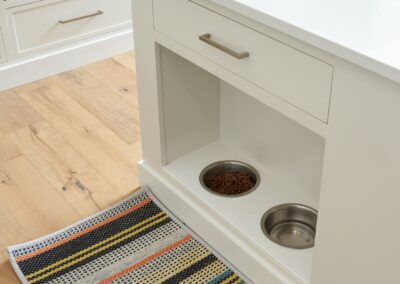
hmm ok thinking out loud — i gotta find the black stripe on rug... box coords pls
[18,201,163,274]
[162,253,219,284]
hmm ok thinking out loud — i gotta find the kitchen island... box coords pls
[132,0,400,283]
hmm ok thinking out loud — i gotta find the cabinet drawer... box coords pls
[7,0,132,56]
[153,0,333,122]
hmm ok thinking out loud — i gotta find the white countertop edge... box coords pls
[210,0,400,85]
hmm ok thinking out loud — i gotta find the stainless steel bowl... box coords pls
[199,160,260,197]
[261,203,318,249]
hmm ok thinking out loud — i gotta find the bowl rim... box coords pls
[199,160,261,197]
[260,203,318,249]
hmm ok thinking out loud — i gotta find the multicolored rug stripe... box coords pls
[8,188,248,284]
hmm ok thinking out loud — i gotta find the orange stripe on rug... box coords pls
[98,234,193,284]
[16,197,152,262]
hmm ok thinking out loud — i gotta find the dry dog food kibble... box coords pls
[206,171,256,195]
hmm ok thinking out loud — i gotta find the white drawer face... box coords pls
[153,0,333,122]
[7,0,132,56]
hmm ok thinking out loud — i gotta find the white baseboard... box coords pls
[0,28,134,91]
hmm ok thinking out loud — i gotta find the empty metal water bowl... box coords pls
[261,203,318,249]
[199,160,260,197]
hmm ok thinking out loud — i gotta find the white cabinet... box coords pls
[134,0,328,283]
[0,0,133,91]
[6,0,132,57]
[133,0,400,283]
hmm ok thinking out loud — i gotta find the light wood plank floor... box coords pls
[0,52,142,283]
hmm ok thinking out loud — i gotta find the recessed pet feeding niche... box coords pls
[157,46,325,283]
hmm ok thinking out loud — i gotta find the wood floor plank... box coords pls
[11,121,128,216]
[83,58,139,108]
[113,52,136,73]
[0,252,20,284]
[0,156,81,239]
[0,133,22,164]
[53,67,141,144]
[18,85,140,194]
[0,199,29,251]
[0,90,42,133]
[131,140,143,156]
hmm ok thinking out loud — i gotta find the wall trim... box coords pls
[0,27,134,91]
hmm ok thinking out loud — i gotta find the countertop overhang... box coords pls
[209,0,400,84]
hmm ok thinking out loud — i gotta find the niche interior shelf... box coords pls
[163,140,317,283]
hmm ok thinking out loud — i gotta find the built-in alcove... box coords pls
[158,46,325,282]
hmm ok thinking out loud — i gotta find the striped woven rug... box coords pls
[8,188,249,284]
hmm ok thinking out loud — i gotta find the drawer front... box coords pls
[7,0,132,56]
[153,0,333,122]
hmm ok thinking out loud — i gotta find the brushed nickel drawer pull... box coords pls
[199,33,249,59]
[59,10,104,24]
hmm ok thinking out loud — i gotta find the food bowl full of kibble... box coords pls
[199,160,260,197]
